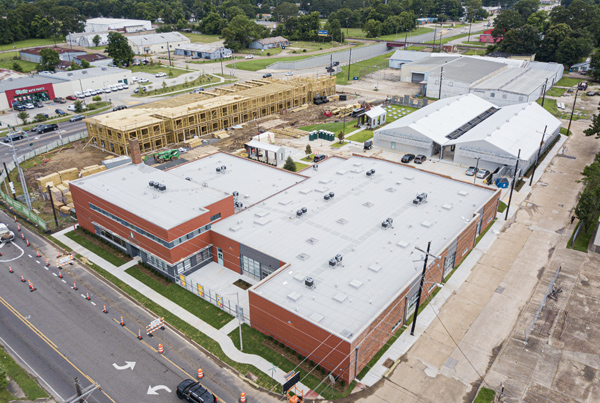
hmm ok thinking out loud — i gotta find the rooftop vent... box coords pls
[185,177,192,181]
[299,188,312,194]
[458,190,468,196]
[386,187,396,192]
[287,292,302,302]
[442,204,453,210]
[306,237,318,245]
[333,293,347,303]
[422,221,433,228]
[337,218,347,225]
[413,193,427,205]
[349,279,363,289]
[397,241,409,248]
[368,263,382,272]
[293,273,305,282]
[363,202,374,208]
[305,277,314,288]
[297,253,310,261]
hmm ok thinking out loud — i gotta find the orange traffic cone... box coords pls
[58,270,62,278]
[240,392,246,403]
[103,304,108,314]
[21,233,24,240]
[8,266,13,273]
[14,215,17,222]
[17,224,20,231]
[198,369,203,379]
[20,274,26,282]
[26,239,29,247]
[86,292,90,300]
[120,316,125,326]
[46,258,49,266]
[28,280,33,290]
[138,329,143,340]
[36,250,41,257]
[158,344,164,354]
[73,281,77,290]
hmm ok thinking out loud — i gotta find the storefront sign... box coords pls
[6,83,55,105]
[15,86,47,95]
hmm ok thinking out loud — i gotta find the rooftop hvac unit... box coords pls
[324,194,331,201]
[329,258,337,267]
[296,210,303,217]
[233,191,239,197]
[301,207,307,214]
[413,193,428,205]
[216,167,221,172]
[185,177,192,181]
[382,220,389,228]
[234,201,244,208]
[329,192,335,198]
[366,169,375,177]
[335,254,343,263]
[149,181,155,187]
[153,182,160,189]
[158,184,166,191]
[382,217,394,229]
[305,277,314,288]
[221,165,226,171]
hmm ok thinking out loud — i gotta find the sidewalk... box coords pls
[52,227,318,397]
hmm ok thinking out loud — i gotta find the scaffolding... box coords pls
[85,76,337,155]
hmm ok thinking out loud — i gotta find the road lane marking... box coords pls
[28,254,32,258]
[36,260,40,264]
[0,296,116,403]
[147,385,171,395]
[52,273,57,276]
[61,280,66,283]
[90,302,96,306]
[0,336,64,401]
[0,242,24,262]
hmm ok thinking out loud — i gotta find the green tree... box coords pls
[17,111,29,124]
[200,12,225,34]
[492,10,523,37]
[80,59,90,68]
[338,130,345,143]
[575,161,600,230]
[283,156,297,172]
[273,2,298,22]
[106,32,134,66]
[584,107,600,138]
[222,15,267,51]
[162,81,167,91]
[589,49,600,81]
[305,144,312,155]
[363,19,382,38]
[36,48,60,72]
[514,0,540,20]
[497,25,541,55]
[92,34,101,47]
[68,60,82,70]
[537,24,572,62]
[527,10,549,33]
[555,33,594,67]
[74,99,84,112]
[11,61,23,72]
[92,95,102,102]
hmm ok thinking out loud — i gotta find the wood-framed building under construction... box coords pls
[84,76,336,155]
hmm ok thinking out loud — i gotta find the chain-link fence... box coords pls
[175,274,250,324]
[266,42,390,70]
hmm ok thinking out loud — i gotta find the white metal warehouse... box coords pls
[373,94,561,174]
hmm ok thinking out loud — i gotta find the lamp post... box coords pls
[410,242,440,336]
[529,126,547,186]
[473,157,480,183]
[566,87,580,138]
[504,149,521,221]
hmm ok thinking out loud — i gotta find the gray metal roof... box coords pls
[0,75,69,92]
[176,43,225,54]
[127,32,190,46]
[39,67,130,80]
[427,57,506,84]
[389,50,432,63]
[213,156,497,340]
[472,68,555,95]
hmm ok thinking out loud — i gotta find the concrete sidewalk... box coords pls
[52,227,318,397]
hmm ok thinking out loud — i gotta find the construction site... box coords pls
[84,76,337,156]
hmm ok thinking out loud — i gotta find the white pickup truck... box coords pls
[0,223,14,243]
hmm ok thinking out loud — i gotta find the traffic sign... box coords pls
[318,30,328,37]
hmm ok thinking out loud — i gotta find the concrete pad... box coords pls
[531,344,561,388]
[408,334,454,369]
[465,263,507,288]
[553,357,597,401]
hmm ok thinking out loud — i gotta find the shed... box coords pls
[364,106,387,129]
[245,140,285,166]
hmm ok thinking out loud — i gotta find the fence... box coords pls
[266,42,390,70]
[0,131,87,230]
[175,274,250,324]
[524,264,561,343]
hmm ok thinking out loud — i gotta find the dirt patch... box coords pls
[233,279,252,290]
[382,358,394,368]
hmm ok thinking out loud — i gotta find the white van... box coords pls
[109,85,118,91]
[75,91,84,98]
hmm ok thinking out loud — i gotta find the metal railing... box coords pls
[524,265,561,343]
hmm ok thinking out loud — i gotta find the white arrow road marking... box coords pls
[0,243,24,262]
[147,385,171,395]
[112,361,136,371]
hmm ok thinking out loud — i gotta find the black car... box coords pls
[55,109,66,115]
[401,153,415,163]
[414,155,426,164]
[13,104,26,111]
[69,115,85,122]
[31,125,44,132]
[176,380,217,403]
[34,101,44,108]
[364,139,373,150]
[262,73,272,78]
[3,131,25,143]
[313,154,326,163]
[113,105,127,111]
[37,124,58,133]
[53,97,66,103]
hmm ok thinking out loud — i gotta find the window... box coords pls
[518,96,524,102]
[147,254,168,271]
[490,93,495,98]
[210,213,221,222]
[242,255,261,281]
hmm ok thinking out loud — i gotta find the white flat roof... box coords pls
[128,32,189,46]
[246,140,285,154]
[70,163,224,230]
[472,68,555,95]
[167,153,304,206]
[86,18,149,25]
[213,156,497,340]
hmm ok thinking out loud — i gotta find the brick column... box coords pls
[129,138,142,165]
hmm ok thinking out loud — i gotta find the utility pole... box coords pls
[474,157,480,184]
[74,377,84,403]
[438,66,444,99]
[467,18,473,42]
[236,293,243,351]
[8,130,31,209]
[567,87,579,137]
[541,78,548,107]
[220,48,224,76]
[529,126,547,186]
[47,185,59,227]
[347,47,352,81]
[411,241,432,336]
[3,162,16,201]
[166,42,172,67]
[504,149,521,220]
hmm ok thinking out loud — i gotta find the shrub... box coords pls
[92,95,102,102]
[303,49,307,52]
[267,335,273,342]
[340,380,346,387]
[279,342,284,348]
[266,52,271,56]
[319,366,325,375]
[309,360,315,367]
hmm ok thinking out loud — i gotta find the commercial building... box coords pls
[388,50,431,69]
[67,31,111,47]
[38,67,132,95]
[174,43,232,59]
[20,47,87,64]
[127,32,190,55]
[74,54,113,67]
[373,94,561,174]
[0,75,72,110]
[479,29,502,44]
[84,76,336,155]
[249,36,289,50]
[70,145,499,383]
[84,18,152,33]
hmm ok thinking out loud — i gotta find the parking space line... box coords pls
[36,261,40,264]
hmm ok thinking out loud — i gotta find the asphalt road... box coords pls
[0,211,278,403]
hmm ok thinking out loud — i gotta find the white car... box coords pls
[67,104,86,111]
[83,91,92,97]
[89,90,97,96]
[122,83,129,89]
[103,88,111,93]
[75,91,84,98]
[132,76,139,82]
[245,55,254,59]
[155,72,167,77]
[25,103,34,109]
[116,84,124,90]
[285,72,293,76]
[139,78,149,83]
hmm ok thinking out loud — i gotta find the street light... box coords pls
[410,242,441,336]
[473,157,480,184]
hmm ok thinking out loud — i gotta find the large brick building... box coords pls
[70,141,500,383]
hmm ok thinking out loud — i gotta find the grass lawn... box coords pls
[181,33,221,43]
[133,74,227,97]
[299,118,357,134]
[546,87,566,97]
[288,40,335,52]
[125,265,233,329]
[238,47,283,56]
[473,387,496,403]
[331,140,349,148]
[0,345,49,401]
[90,46,107,51]
[555,77,582,87]
[498,201,507,213]
[64,231,129,266]
[345,26,432,40]
[228,55,307,71]
[406,45,427,51]
[0,56,38,73]
[536,98,586,120]
[128,64,189,78]
[0,37,65,52]
[301,154,315,162]
[293,161,310,171]
[462,41,486,46]
[568,222,595,252]
[425,32,472,45]
[347,130,374,143]
[337,51,395,85]
[560,127,572,136]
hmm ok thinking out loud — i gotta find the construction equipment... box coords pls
[144,149,180,163]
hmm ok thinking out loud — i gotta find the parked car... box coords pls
[465,166,479,176]
[586,91,596,96]
[113,105,127,111]
[139,78,149,83]
[414,155,427,164]
[89,90,97,96]
[401,153,415,163]
[476,169,490,179]
[83,91,92,97]
[155,72,167,77]
[34,101,44,108]
[262,73,272,78]
[122,83,129,89]
[36,123,59,133]
[132,76,139,82]
[176,379,217,403]
[25,103,34,109]
[244,54,254,59]
[67,104,86,112]
[35,113,49,119]
[364,139,373,150]
[285,71,293,76]
[103,88,111,93]
[75,92,85,99]
[133,87,139,93]
[3,131,26,143]
[13,104,26,111]
[55,109,66,115]
[313,154,326,163]
[53,97,66,103]
[69,115,85,122]
[66,95,77,100]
